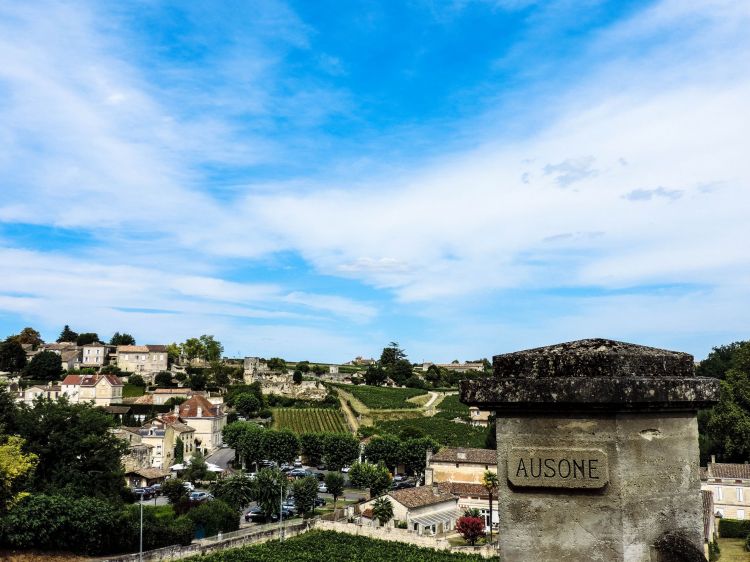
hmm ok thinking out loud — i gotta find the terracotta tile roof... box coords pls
[61,374,122,387]
[707,462,750,480]
[179,395,221,418]
[702,489,714,541]
[388,486,457,509]
[117,345,149,353]
[361,508,373,519]
[154,388,189,394]
[146,345,167,352]
[436,481,489,499]
[430,447,496,465]
[125,467,171,479]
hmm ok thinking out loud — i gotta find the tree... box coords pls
[188,370,208,390]
[253,467,288,517]
[0,338,27,373]
[372,496,394,526]
[174,437,185,464]
[296,361,310,373]
[324,472,345,510]
[425,364,444,387]
[364,364,387,386]
[380,342,406,368]
[200,335,223,362]
[56,325,78,343]
[364,435,402,473]
[181,338,205,362]
[154,371,174,387]
[166,342,181,363]
[482,470,499,542]
[23,351,63,381]
[697,341,749,379]
[109,332,135,346]
[128,374,146,387]
[223,422,266,470]
[389,359,414,386]
[484,416,497,450]
[322,433,360,471]
[456,515,486,545]
[186,499,239,536]
[267,357,287,372]
[0,436,37,512]
[300,433,326,465]
[292,476,319,517]
[234,393,261,418]
[184,451,210,483]
[14,398,127,499]
[292,370,303,384]
[348,462,391,497]
[76,332,99,346]
[263,429,299,466]
[15,327,43,349]
[164,397,186,409]
[400,437,439,481]
[405,375,426,389]
[209,474,254,512]
[706,366,750,462]
[162,478,189,505]
[100,364,122,375]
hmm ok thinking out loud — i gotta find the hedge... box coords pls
[719,518,750,538]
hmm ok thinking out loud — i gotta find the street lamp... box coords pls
[139,494,143,562]
[279,475,284,542]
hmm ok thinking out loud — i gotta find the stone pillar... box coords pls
[460,339,719,562]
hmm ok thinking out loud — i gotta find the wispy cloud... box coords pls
[623,187,683,201]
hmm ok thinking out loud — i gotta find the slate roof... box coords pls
[430,447,496,465]
[388,486,457,509]
[706,462,750,480]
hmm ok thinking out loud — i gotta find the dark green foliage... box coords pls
[120,504,195,551]
[189,370,209,390]
[56,325,78,343]
[364,434,402,472]
[23,350,63,381]
[165,396,187,408]
[175,436,185,463]
[300,432,325,464]
[400,437,440,479]
[15,398,127,499]
[265,392,338,409]
[324,472,345,508]
[253,467,288,517]
[235,393,261,417]
[697,341,749,379]
[162,478,189,505]
[380,342,406,368]
[405,375,426,389]
[110,332,136,346]
[348,461,391,496]
[187,499,239,537]
[267,357,287,372]
[372,496,393,526]
[375,417,488,448]
[227,383,265,407]
[292,476,319,517]
[184,451,210,482]
[296,361,310,373]
[128,373,146,387]
[273,408,348,434]
[293,370,303,384]
[101,364,122,375]
[184,530,484,561]
[155,370,175,387]
[484,417,497,450]
[223,421,266,470]
[263,429,299,465]
[718,518,750,538]
[210,474,254,512]
[76,332,99,346]
[322,433,360,471]
[0,338,26,373]
[437,394,470,417]
[364,364,387,386]
[0,385,17,434]
[13,327,43,348]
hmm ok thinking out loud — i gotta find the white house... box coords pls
[61,373,124,406]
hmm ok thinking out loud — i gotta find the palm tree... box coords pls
[482,470,499,542]
[372,496,394,527]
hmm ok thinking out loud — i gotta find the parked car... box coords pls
[190,491,212,502]
[317,463,327,470]
[183,481,195,492]
[150,483,162,495]
[318,483,328,493]
[293,460,303,468]
[392,474,406,482]
[314,497,326,507]
[133,487,153,500]
[341,466,351,473]
[390,481,416,490]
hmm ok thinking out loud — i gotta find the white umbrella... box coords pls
[206,463,224,472]
[170,463,185,471]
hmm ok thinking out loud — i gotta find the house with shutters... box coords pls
[60,373,123,406]
[116,345,168,376]
[177,395,227,455]
[700,456,750,520]
[80,342,114,368]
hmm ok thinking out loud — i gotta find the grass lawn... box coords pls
[718,538,750,561]
[122,383,145,398]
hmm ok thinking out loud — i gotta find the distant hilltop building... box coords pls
[345,356,376,366]
[422,361,485,373]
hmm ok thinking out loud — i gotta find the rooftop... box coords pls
[388,486,457,509]
[436,481,489,499]
[430,447,496,465]
[705,462,750,480]
[179,394,221,418]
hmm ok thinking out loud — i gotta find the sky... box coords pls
[0,0,748,363]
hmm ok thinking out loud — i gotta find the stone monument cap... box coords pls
[460,338,720,412]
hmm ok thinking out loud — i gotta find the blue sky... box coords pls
[1,0,748,362]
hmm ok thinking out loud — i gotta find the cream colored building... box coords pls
[61,373,123,406]
[425,447,498,530]
[700,458,750,520]
[178,395,227,455]
[360,486,460,535]
[80,342,113,368]
[468,407,492,427]
[137,414,197,469]
[116,345,168,375]
[15,383,62,405]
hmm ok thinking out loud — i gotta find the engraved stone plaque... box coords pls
[508,447,609,489]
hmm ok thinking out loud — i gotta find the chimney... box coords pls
[711,455,716,464]
[197,406,202,417]
[174,404,179,415]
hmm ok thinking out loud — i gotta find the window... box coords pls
[737,487,744,503]
[738,510,746,520]
[716,486,724,501]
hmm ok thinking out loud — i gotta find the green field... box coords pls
[337,385,428,409]
[122,383,145,398]
[375,416,488,448]
[436,394,469,416]
[272,408,348,434]
[187,530,484,561]
[717,538,750,561]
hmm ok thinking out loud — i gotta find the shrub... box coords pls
[456,515,486,546]
[187,499,239,537]
[718,518,750,538]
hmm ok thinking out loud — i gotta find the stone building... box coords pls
[116,345,168,375]
[80,342,113,368]
[177,395,226,455]
[700,457,750,520]
[360,486,460,535]
[61,373,123,406]
[15,383,62,405]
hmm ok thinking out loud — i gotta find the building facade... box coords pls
[360,486,461,536]
[80,342,113,368]
[177,395,227,455]
[700,458,750,520]
[116,345,168,375]
[61,373,123,406]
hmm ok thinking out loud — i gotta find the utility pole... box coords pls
[279,476,284,541]
[139,496,143,562]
